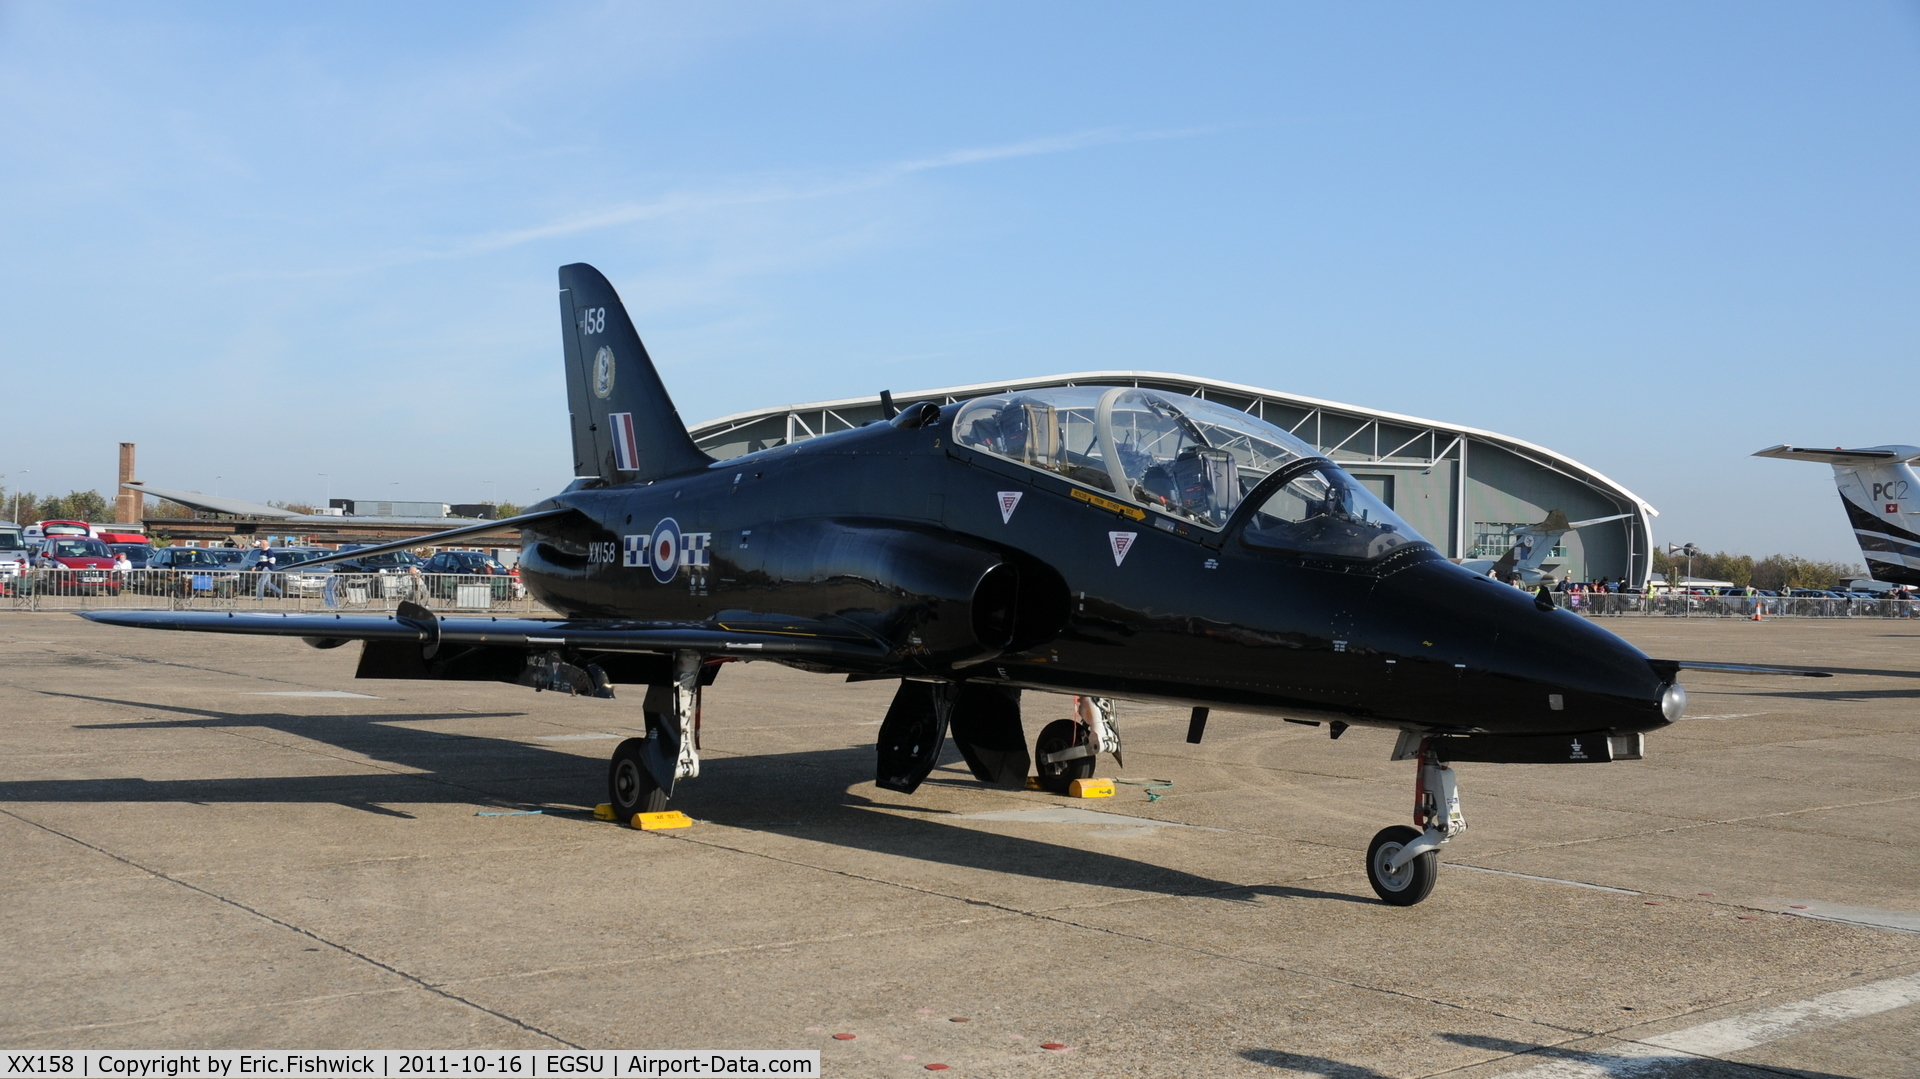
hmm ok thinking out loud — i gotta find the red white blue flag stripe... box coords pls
[610,412,639,472]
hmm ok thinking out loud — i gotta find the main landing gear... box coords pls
[1366,734,1464,906]
[607,651,705,821]
[1034,695,1123,794]
[874,684,1126,795]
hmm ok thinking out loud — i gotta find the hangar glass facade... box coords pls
[686,372,1657,586]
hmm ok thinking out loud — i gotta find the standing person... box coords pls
[253,541,282,598]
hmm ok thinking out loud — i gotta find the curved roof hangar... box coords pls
[687,371,1658,586]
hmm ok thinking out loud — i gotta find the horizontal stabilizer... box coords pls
[1753,444,1920,465]
[1567,512,1633,530]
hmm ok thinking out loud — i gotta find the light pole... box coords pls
[1666,542,1701,586]
[9,470,27,523]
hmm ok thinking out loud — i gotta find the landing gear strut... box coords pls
[1366,735,1464,906]
[606,650,704,821]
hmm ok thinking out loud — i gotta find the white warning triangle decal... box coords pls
[1109,531,1138,566]
[997,491,1023,523]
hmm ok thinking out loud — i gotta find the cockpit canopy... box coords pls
[953,386,1427,560]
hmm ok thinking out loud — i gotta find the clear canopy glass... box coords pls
[953,385,1428,558]
[1241,465,1421,561]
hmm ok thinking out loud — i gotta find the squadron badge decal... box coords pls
[593,346,616,399]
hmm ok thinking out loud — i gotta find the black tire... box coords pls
[1367,825,1439,906]
[608,737,668,822]
[1033,718,1095,794]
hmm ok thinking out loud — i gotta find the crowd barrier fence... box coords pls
[0,568,547,614]
[1544,590,1918,619]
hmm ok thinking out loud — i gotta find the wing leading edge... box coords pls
[78,609,889,662]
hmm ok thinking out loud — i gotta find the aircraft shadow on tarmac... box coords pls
[1241,1036,1858,1078]
[1426,1033,1856,1079]
[15,691,1373,906]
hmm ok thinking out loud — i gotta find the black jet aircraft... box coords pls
[85,263,1819,905]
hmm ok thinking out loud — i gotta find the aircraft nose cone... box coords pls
[1367,561,1669,734]
[1662,681,1687,721]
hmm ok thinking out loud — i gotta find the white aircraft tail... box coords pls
[1753,444,1920,585]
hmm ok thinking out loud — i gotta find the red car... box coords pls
[35,536,121,595]
[37,519,96,539]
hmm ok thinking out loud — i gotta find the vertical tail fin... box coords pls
[558,263,713,483]
[1753,445,1920,584]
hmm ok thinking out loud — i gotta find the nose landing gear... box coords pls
[1366,735,1464,906]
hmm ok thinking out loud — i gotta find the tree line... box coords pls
[1,488,113,523]
[1649,548,1862,591]
[3,487,515,524]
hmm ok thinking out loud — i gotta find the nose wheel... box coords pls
[1367,825,1438,905]
[1365,736,1464,906]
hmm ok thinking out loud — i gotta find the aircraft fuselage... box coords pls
[519,409,1670,740]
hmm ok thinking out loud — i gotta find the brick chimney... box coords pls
[114,442,142,524]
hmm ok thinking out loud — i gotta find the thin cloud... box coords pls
[453,124,1220,258]
[254,123,1225,281]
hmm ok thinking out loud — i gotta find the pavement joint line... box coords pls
[35,690,592,809]
[660,827,1610,1040]
[7,986,417,1040]
[440,912,1030,987]
[1446,864,1640,894]
[1443,790,1920,864]
[87,648,322,688]
[670,820,1920,1048]
[0,804,583,1049]
[1443,967,1920,1079]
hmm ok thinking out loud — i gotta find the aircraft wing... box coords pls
[252,507,574,569]
[1650,658,1832,678]
[78,609,889,662]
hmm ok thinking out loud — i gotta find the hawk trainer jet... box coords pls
[86,264,1804,905]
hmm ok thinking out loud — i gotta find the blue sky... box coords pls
[1,2,1916,560]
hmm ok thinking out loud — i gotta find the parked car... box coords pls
[36,519,96,540]
[236,547,336,593]
[421,550,518,600]
[35,536,121,595]
[0,521,31,594]
[332,545,424,575]
[108,542,157,569]
[143,546,243,596]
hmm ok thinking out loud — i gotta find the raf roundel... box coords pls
[649,518,682,584]
[593,346,616,399]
